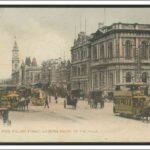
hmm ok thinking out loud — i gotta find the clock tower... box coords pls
[12,37,20,74]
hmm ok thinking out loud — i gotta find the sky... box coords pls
[0,7,150,79]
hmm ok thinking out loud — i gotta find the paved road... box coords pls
[0,97,150,142]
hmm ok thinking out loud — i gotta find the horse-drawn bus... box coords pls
[6,92,20,110]
[113,82,150,118]
[31,88,45,106]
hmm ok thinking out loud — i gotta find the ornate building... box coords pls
[91,23,150,92]
[21,57,41,87]
[71,32,91,96]
[41,58,70,88]
[70,23,150,95]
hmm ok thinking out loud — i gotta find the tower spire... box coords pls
[13,36,19,51]
[12,36,20,74]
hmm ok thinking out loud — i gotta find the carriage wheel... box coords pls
[64,101,66,109]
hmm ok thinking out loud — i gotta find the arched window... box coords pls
[108,42,113,59]
[125,40,132,59]
[142,72,148,83]
[141,41,148,59]
[126,72,132,83]
[100,44,104,59]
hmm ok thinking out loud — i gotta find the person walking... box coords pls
[44,96,49,108]
[2,110,10,126]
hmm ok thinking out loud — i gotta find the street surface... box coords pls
[0,97,150,142]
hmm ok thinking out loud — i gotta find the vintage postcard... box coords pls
[0,5,150,144]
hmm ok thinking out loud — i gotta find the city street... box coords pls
[0,97,150,142]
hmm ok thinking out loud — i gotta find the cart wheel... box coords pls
[64,101,66,109]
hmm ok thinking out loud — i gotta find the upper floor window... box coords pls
[93,45,97,60]
[100,44,104,59]
[141,41,148,59]
[125,40,132,59]
[108,42,113,59]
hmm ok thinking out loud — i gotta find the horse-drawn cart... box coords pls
[88,90,104,108]
[64,89,80,109]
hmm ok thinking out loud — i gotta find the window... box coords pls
[93,45,97,60]
[142,72,148,83]
[109,72,113,88]
[141,41,148,59]
[125,40,132,59]
[94,74,98,88]
[15,64,17,70]
[108,42,113,59]
[99,72,104,87]
[126,72,132,83]
[100,44,104,59]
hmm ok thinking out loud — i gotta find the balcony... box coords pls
[91,57,138,67]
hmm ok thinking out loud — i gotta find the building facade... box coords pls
[41,58,71,88]
[21,57,41,87]
[71,32,91,96]
[56,60,71,88]
[91,23,150,92]
[70,23,150,95]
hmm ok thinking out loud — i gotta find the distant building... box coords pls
[21,57,41,87]
[11,39,21,86]
[41,58,71,88]
[56,60,71,88]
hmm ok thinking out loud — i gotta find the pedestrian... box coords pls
[55,93,58,103]
[20,96,25,111]
[101,91,105,108]
[44,96,49,108]
[1,110,10,126]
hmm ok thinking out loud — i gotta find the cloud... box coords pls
[0,7,149,79]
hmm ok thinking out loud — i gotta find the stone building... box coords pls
[90,23,150,92]
[71,32,91,96]
[70,23,150,95]
[40,58,67,87]
[21,57,41,87]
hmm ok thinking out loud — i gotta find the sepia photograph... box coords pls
[0,5,150,144]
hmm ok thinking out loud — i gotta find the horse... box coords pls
[17,98,29,111]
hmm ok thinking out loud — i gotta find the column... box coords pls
[119,36,123,58]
